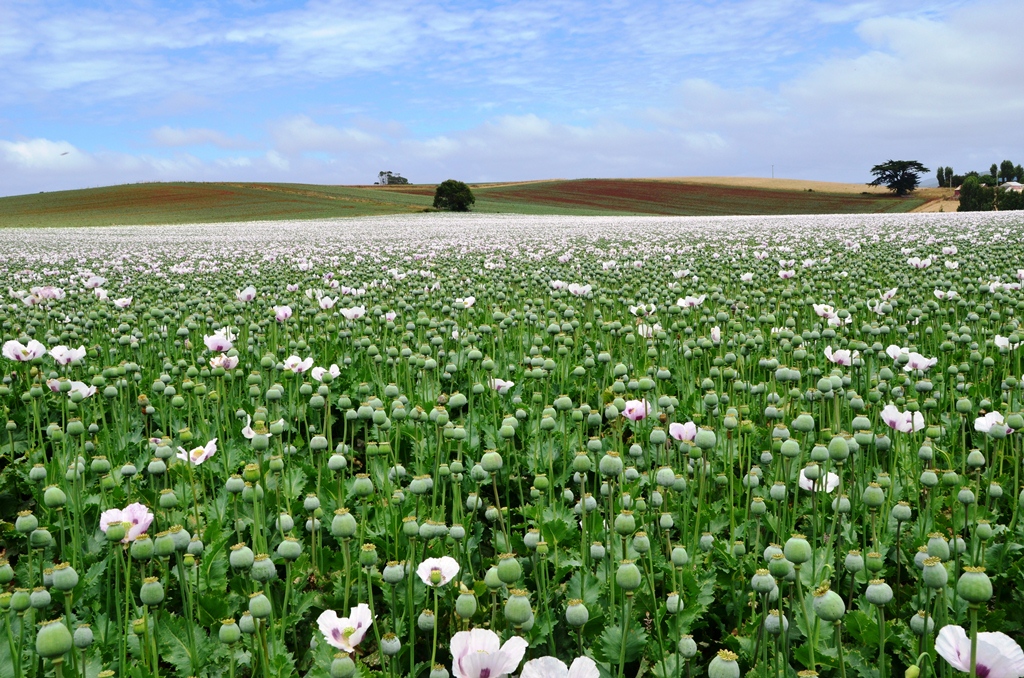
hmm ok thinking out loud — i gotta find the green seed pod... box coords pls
[865,579,893,606]
[783,535,812,564]
[922,557,948,589]
[861,480,885,506]
[614,511,636,536]
[15,511,38,533]
[455,590,478,619]
[130,535,154,560]
[250,554,278,583]
[248,591,272,618]
[615,560,642,591]
[332,509,358,539]
[417,609,435,631]
[678,635,698,658]
[497,554,522,584]
[30,528,52,548]
[599,451,623,476]
[812,585,846,622]
[139,577,164,606]
[381,633,402,656]
[73,624,93,649]
[708,650,741,678]
[565,599,589,627]
[909,611,934,636]
[358,543,378,568]
[43,485,67,509]
[671,546,689,567]
[51,563,79,592]
[956,567,992,604]
[239,612,257,635]
[219,619,241,644]
[30,587,52,609]
[504,589,533,626]
[352,474,374,497]
[751,569,775,594]
[331,654,356,678]
[36,618,73,658]
[230,543,255,569]
[926,534,950,561]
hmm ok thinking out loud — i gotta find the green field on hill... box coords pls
[0,179,925,228]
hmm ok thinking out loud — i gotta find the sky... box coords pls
[1,0,1022,197]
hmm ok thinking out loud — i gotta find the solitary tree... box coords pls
[945,166,953,187]
[433,180,475,212]
[868,160,930,196]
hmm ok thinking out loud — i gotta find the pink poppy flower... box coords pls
[489,378,514,395]
[99,502,154,543]
[67,381,97,399]
[49,345,86,366]
[451,628,528,678]
[3,339,47,362]
[318,604,373,653]
[274,305,292,322]
[283,356,313,374]
[113,297,132,308]
[935,624,1024,678]
[825,346,858,366]
[521,656,600,678]
[311,365,340,382]
[417,556,460,586]
[975,412,1013,436]
[177,439,217,465]
[669,422,696,442]
[340,306,366,320]
[209,354,239,371]
[236,286,257,302]
[203,329,235,353]
[799,468,840,493]
[621,399,652,422]
[881,403,924,434]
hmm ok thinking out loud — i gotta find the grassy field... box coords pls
[0,178,927,227]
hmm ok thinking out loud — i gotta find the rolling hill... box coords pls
[0,178,938,228]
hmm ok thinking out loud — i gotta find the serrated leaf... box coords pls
[595,621,648,664]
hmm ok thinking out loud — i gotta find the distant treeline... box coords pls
[936,159,1023,188]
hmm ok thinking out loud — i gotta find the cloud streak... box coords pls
[0,0,1021,196]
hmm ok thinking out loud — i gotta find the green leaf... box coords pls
[595,621,648,664]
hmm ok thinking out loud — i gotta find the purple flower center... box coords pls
[976,665,989,678]
[479,670,490,678]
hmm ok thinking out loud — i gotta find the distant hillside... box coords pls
[0,178,928,228]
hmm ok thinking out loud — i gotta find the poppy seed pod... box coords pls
[956,567,992,604]
[865,579,893,605]
[922,557,947,589]
[249,591,272,619]
[73,624,93,649]
[139,577,164,606]
[615,560,643,591]
[708,650,741,678]
[229,543,255,569]
[219,619,241,644]
[36,618,73,659]
[812,585,846,621]
[51,562,79,592]
[565,599,589,627]
[497,553,522,584]
[783,535,812,564]
[504,589,532,626]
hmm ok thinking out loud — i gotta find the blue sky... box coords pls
[1,0,1022,196]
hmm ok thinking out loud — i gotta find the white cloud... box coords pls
[150,126,252,149]
[270,115,384,154]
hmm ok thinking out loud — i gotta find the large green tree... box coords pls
[868,160,930,196]
[433,179,476,212]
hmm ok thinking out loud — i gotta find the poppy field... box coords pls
[1,211,1023,678]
